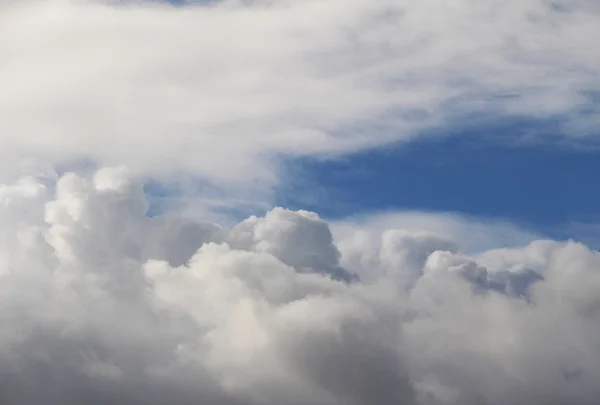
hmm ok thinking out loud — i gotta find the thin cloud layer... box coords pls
[0,167,599,404]
[1,0,600,194]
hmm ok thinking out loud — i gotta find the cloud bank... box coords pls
[2,0,600,194]
[0,166,599,405]
[3,1,600,402]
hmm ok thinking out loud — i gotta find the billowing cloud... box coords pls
[0,166,599,404]
[1,0,600,198]
[2,0,599,403]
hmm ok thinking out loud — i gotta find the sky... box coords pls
[276,115,600,246]
[1,0,600,404]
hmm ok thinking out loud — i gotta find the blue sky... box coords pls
[141,114,600,248]
[275,116,600,245]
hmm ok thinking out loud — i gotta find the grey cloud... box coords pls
[0,168,599,405]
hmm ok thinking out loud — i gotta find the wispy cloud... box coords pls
[1,0,599,203]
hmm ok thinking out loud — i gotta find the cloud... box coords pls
[228,207,354,281]
[330,210,542,255]
[2,2,600,401]
[1,0,600,203]
[0,166,599,404]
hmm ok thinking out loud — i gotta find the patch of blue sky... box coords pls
[275,115,600,246]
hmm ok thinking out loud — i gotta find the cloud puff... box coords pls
[1,0,600,199]
[0,166,599,404]
[330,210,542,256]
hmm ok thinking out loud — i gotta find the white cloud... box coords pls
[330,210,542,255]
[0,167,599,404]
[2,1,600,402]
[1,0,599,202]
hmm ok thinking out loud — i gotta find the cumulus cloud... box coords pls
[0,166,599,404]
[1,0,600,201]
[2,0,599,403]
